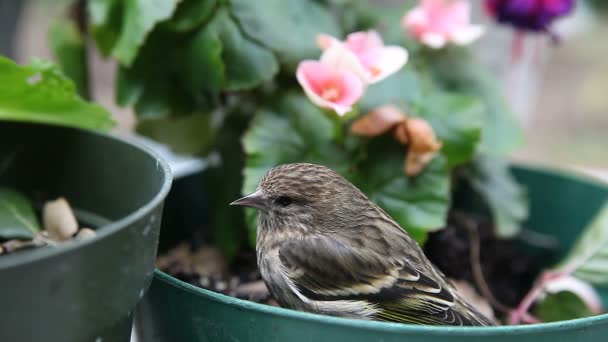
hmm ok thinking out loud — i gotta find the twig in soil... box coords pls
[0,233,56,255]
[456,212,542,325]
[461,215,511,315]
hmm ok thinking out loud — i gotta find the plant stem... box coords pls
[509,270,566,324]
[328,110,345,145]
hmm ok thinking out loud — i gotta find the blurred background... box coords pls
[2,0,607,178]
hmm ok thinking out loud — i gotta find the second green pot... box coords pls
[0,122,172,342]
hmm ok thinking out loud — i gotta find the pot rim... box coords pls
[154,269,608,335]
[0,127,173,269]
[152,162,608,334]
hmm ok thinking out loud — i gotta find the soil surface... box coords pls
[424,211,548,316]
[157,210,549,320]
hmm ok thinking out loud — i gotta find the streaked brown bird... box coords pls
[231,163,494,326]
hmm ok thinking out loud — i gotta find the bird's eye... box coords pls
[275,196,293,207]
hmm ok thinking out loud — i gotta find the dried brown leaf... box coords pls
[350,105,406,137]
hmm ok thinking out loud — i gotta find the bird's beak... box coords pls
[230,190,266,210]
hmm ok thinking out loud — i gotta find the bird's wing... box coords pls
[278,235,486,326]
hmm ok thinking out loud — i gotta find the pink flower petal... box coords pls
[296,60,364,116]
[451,25,484,45]
[321,35,407,84]
[320,45,369,82]
[317,33,339,50]
[367,46,409,83]
[402,0,483,48]
[345,30,384,55]
[334,71,365,107]
[403,7,430,38]
[421,32,447,49]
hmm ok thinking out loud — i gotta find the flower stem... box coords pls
[333,115,344,144]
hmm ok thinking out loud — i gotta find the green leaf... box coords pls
[0,56,114,131]
[213,9,279,91]
[166,0,217,32]
[230,0,341,66]
[534,291,595,322]
[358,68,424,113]
[117,29,193,119]
[182,8,278,94]
[136,114,215,155]
[415,93,484,167]
[0,187,41,240]
[112,0,180,66]
[87,0,123,56]
[179,18,224,98]
[353,138,450,244]
[558,201,608,285]
[464,156,528,238]
[49,21,89,99]
[242,95,351,245]
[429,48,524,156]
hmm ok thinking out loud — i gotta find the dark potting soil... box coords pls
[157,210,550,319]
[424,211,549,316]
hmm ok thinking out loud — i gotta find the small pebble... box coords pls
[43,198,78,241]
[199,276,210,288]
[229,276,240,289]
[75,228,96,240]
[215,280,228,292]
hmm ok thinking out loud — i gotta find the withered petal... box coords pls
[351,105,406,137]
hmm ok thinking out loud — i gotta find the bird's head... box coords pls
[231,163,365,232]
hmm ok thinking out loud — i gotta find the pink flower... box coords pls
[317,30,408,84]
[402,0,484,49]
[296,57,364,116]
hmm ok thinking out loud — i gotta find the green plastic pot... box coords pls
[136,165,608,341]
[0,121,172,342]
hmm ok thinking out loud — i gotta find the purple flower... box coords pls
[485,0,576,32]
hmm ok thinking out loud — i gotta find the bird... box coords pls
[231,163,494,326]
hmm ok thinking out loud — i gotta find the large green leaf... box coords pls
[0,188,41,240]
[87,0,122,56]
[242,95,351,245]
[112,0,179,66]
[178,23,224,100]
[429,48,524,156]
[534,291,595,322]
[230,0,341,66]
[117,29,193,119]
[49,21,89,99]
[557,201,608,285]
[415,93,484,167]
[358,68,424,113]
[213,10,279,91]
[353,138,450,244]
[166,0,217,32]
[0,56,113,131]
[464,156,528,238]
[136,114,215,155]
[179,8,279,99]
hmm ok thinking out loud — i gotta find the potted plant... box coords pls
[0,55,172,341]
[62,0,607,340]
